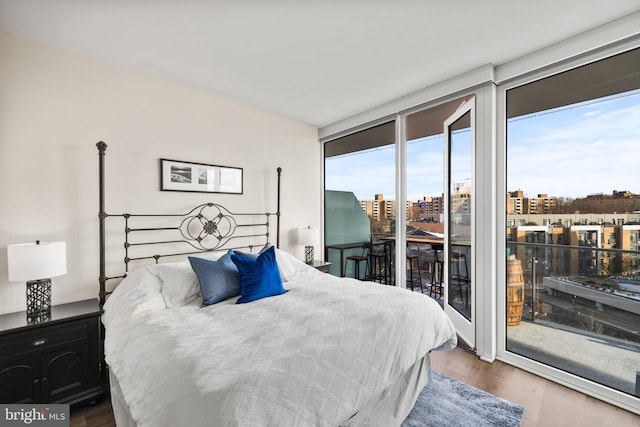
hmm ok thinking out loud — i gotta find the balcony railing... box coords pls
[506,241,640,397]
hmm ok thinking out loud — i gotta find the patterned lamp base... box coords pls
[304,246,314,265]
[26,279,52,320]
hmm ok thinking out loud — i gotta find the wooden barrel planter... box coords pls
[506,256,525,326]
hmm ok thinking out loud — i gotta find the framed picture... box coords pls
[160,159,243,194]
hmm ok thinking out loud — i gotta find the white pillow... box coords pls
[275,248,311,280]
[149,261,202,308]
[148,251,227,308]
[102,267,166,327]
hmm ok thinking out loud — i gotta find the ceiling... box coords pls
[1,1,639,128]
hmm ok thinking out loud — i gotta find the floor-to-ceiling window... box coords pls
[404,97,472,297]
[324,122,396,279]
[404,123,445,295]
[320,34,638,413]
[323,90,491,355]
[324,97,476,293]
[505,47,640,400]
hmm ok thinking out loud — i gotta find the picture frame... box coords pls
[160,159,243,194]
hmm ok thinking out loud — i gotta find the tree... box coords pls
[369,215,386,234]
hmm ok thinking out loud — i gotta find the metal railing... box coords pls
[507,241,640,333]
[506,241,640,397]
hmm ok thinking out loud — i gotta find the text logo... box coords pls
[1,405,69,427]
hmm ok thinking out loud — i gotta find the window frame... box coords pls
[495,42,640,414]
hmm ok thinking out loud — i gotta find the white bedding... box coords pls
[103,250,457,427]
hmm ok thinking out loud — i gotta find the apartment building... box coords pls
[507,191,558,215]
[359,194,396,222]
[507,219,640,277]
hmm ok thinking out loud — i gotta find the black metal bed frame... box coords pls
[97,141,282,307]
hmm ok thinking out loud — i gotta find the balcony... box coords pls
[506,241,640,398]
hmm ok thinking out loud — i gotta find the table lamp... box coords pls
[7,241,67,318]
[295,227,317,265]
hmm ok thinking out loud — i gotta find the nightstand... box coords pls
[310,260,332,273]
[0,299,104,404]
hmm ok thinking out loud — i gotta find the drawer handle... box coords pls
[32,338,48,347]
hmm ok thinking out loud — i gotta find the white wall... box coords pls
[0,31,320,315]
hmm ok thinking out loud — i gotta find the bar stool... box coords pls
[429,249,444,298]
[369,241,392,285]
[344,242,370,280]
[406,246,423,292]
[387,240,396,286]
[450,251,470,307]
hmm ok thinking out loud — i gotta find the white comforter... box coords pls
[103,251,457,427]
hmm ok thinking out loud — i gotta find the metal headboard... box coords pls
[97,141,282,307]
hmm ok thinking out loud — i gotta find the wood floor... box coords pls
[430,347,640,427]
[70,347,640,427]
[70,396,115,427]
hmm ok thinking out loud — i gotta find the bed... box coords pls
[96,142,457,426]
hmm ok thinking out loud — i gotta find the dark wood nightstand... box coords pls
[0,299,104,405]
[310,260,332,273]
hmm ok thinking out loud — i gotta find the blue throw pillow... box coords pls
[188,251,241,306]
[229,249,260,260]
[231,245,285,304]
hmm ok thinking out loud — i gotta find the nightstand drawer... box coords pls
[0,322,88,357]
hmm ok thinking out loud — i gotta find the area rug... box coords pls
[401,370,526,427]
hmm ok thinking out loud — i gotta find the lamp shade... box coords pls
[7,241,67,282]
[295,227,317,246]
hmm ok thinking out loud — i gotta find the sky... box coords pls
[324,132,455,202]
[325,89,640,202]
[507,90,639,199]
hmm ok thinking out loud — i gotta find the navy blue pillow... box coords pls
[231,245,285,304]
[188,251,241,306]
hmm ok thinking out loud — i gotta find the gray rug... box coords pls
[401,371,526,427]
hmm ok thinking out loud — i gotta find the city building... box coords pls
[358,194,396,222]
[507,219,640,278]
[507,191,558,215]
